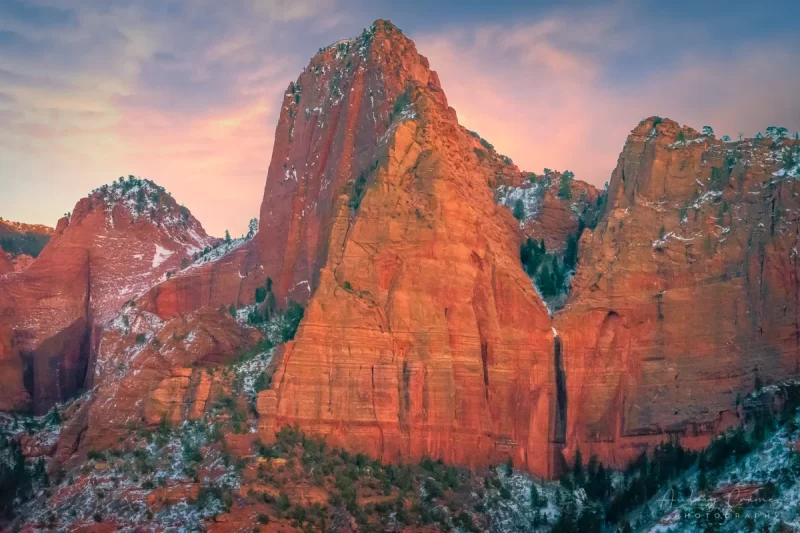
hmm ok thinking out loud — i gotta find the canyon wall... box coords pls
[4,20,800,481]
[554,118,800,467]
[259,22,560,477]
[0,179,215,413]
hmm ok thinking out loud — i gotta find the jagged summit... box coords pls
[608,116,800,213]
[79,176,205,237]
[49,176,217,263]
[0,175,220,413]
[282,18,440,127]
[315,19,407,58]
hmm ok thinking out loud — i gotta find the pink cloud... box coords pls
[416,20,800,189]
[111,96,279,237]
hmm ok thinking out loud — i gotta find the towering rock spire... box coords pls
[0,177,215,413]
[256,21,560,477]
[554,118,800,467]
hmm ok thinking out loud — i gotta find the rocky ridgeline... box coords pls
[1,18,800,533]
[0,176,215,414]
[555,118,800,468]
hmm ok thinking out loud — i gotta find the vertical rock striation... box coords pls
[0,179,215,413]
[554,118,800,467]
[262,21,559,477]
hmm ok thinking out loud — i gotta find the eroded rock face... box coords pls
[141,20,447,319]
[0,323,28,410]
[494,170,601,252]
[262,22,558,477]
[52,306,261,464]
[0,179,215,413]
[0,251,12,275]
[138,242,263,319]
[6,19,800,487]
[553,118,800,467]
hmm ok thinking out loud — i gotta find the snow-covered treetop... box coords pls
[88,176,193,226]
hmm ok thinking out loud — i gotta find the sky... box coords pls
[1,0,799,237]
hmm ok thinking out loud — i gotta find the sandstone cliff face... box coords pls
[495,171,600,252]
[0,178,215,413]
[0,323,28,411]
[0,251,12,275]
[141,21,446,319]
[138,242,263,319]
[553,118,800,467]
[259,22,559,477]
[51,306,261,463]
[5,19,800,488]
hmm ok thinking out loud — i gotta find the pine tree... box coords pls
[577,502,602,532]
[564,234,579,270]
[558,171,574,200]
[640,503,653,523]
[573,448,585,486]
[247,218,258,239]
[136,187,146,213]
[255,287,266,303]
[225,230,231,244]
[530,483,544,508]
[45,408,60,426]
[513,199,525,221]
[553,259,566,292]
[697,470,709,492]
[537,263,556,297]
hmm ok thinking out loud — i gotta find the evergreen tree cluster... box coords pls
[604,441,697,525]
[249,277,277,325]
[247,277,305,343]
[517,186,606,302]
[551,441,697,532]
[519,237,572,298]
[558,170,575,200]
[0,234,50,259]
[552,384,800,532]
[0,435,48,521]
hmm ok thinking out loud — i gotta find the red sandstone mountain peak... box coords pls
[3,21,800,513]
[0,176,217,413]
[139,19,448,319]
[554,115,800,467]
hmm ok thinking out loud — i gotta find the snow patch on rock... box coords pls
[152,244,174,268]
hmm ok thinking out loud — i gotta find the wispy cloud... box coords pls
[415,3,800,187]
[0,0,798,234]
[0,0,340,235]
